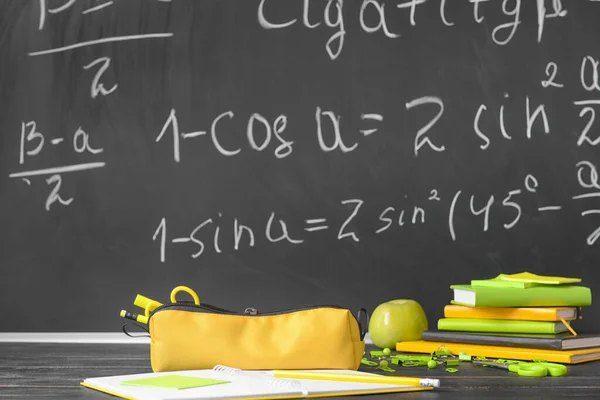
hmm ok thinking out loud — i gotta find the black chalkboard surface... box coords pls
[1,0,599,333]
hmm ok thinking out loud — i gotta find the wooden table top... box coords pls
[1,342,599,399]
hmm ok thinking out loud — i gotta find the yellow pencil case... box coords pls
[148,302,366,372]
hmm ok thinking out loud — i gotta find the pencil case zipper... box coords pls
[149,303,368,341]
[150,303,356,320]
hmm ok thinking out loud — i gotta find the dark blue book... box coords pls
[422,330,600,350]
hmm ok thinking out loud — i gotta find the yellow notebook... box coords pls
[81,366,431,399]
[395,341,600,364]
[443,305,580,322]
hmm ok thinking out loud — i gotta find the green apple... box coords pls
[368,299,428,349]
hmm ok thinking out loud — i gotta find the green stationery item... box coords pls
[472,359,567,377]
[390,355,432,367]
[120,375,230,390]
[501,272,581,285]
[370,350,385,358]
[437,318,570,334]
[471,274,536,289]
[471,272,581,289]
[361,358,378,366]
[450,284,592,308]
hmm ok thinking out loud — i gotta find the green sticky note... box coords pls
[121,375,230,390]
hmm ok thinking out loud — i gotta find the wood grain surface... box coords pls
[1,343,599,399]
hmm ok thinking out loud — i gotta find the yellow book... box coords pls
[443,305,580,322]
[395,340,600,364]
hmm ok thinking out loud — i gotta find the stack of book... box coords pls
[396,272,600,364]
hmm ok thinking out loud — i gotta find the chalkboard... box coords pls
[1,0,599,333]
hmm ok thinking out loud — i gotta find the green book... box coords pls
[422,330,600,350]
[450,284,592,307]
[437,318,570,334]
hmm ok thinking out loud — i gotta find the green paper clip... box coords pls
[361,358,378,367]
[446,368,459,373]
[376,360,395,372]
[392,355,432,362]
[402,360,429,367]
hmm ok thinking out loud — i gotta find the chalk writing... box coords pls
[542,62,564,88]
[156,108,294,161]
[575,161,600,244]
[39,0,115,30]
[304,218,329,232]
[11,121,105,210]
[28,33,173,57]
[151,162,600,262]
[82,1,114,15]
[83,57,118,99]
[11,0,600,261]
[258,0,569,60]
[45,174,74,211]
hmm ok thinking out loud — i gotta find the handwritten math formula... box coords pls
[8,0,172,210]
[6,0,600,262]
[152,162,600,263]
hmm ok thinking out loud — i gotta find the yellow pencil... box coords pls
[272,370,440,388]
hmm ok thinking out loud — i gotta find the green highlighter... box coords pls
[121,375,230,390]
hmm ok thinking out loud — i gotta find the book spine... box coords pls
[396,341,582,364]
[443,305,567,322]
[476,286,592,307]
[437,318,565,334]
[421,331,563,350]
[451,285,592,307]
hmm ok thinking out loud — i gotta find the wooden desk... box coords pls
[2,343,599,399]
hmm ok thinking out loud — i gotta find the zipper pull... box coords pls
[244,307,258,315]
